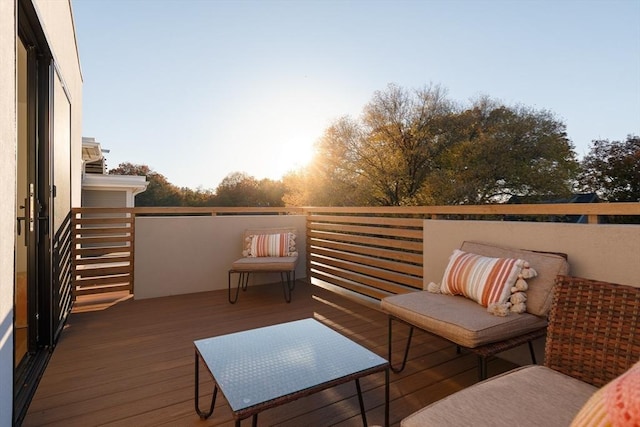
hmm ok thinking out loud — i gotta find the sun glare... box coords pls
[261,103,323,179]
[281,132,316,169]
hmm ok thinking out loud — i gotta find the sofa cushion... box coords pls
[381,291,548,348]
[439,249,526,307]
[231,256,298,272]
[460,241,569,317]
[401,365,597,427]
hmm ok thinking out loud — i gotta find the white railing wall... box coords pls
[134,214,307,299]
[71,203,640,301]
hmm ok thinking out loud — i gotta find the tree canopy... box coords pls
[214,172,285,207]
[108,164,284,207]
[109,163,184,206]
[579,135,640,202]
[305,84,579,206]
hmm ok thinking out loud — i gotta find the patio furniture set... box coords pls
[194,228,639,426]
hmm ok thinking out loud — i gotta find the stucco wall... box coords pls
[135,215,307,299]
[423,220,640,365]
[34,0,83,207]
[0,1,16,423]
[424,220,640,288]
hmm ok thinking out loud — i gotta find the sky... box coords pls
[72,0,640,190]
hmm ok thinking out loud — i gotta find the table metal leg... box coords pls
[385,366,390,427]
[234,414,257,427]
[194,351,217,419]
[355,378,368,427]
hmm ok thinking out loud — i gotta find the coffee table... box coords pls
[194,318,389,426]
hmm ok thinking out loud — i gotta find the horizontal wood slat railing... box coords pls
[306,212,425,301]
[72,208,135,298]
[303,203,640,302]
[70,203,640,300]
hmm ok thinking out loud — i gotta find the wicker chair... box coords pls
[400,275,640,427]
[545,275,640,387]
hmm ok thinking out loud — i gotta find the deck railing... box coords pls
[71,203,640,299]
[72,208,135,297]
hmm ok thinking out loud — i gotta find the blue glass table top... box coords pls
[194,318,388,414]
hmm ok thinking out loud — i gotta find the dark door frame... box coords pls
[14,0,54,424]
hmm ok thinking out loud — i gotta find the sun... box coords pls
[282,132,316,169]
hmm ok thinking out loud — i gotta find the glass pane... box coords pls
[15,38,29,366]
[53,73,71,233]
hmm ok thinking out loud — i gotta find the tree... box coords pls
[109,162,183,206]
[213,172,286,207]
[579,135,640,202]
[309,84,454,206]
[306,85,579,206]
[427,99,579,204]
[181,186,216,206]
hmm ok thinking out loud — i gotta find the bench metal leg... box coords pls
[230,270,295,304]
[388,316,414,374]
[528,340,537,364]
[475,340,536,381]
[279,271,292,303]
[228,271,250,304]
[289,270,296,291]
[478,355,488,381]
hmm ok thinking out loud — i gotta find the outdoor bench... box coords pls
[381,240,570,379]
[228,227,299,303]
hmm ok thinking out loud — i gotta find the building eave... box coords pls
[82,174,148,196]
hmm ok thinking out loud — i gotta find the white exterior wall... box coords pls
[33,0,83,208]
[0,2,17,423]
[82,190,128,208]
[0,1,82,423]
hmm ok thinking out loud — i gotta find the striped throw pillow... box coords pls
[440,249,525,307]
[571,360,640,426]
[244,232,297,257]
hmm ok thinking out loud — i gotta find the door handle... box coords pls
[17,216,26,236]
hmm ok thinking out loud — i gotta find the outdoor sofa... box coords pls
[382,240,570,379]
[401,275,640,426]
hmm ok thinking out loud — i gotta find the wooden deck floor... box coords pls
[23,281,516,427]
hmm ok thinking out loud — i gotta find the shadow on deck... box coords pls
[24,281,517,426]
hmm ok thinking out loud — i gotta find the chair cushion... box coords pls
[381,291,548,348]
[231,256,298,272]
[460,241,569,317]
[401,365,597,427]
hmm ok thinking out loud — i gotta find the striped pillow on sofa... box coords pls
[439,249,525,307]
